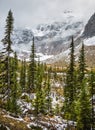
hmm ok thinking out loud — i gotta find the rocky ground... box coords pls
[0,108,77,130]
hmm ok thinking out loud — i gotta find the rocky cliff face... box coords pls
[12,29,33,45]
[34,21,83,55]
[82,13,95,38]
[45,12,95,66]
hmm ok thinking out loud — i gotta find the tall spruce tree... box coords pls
[75,42,92,129]
[78,43,86,82]
[1,10,14,110]
[76,43,86,100]
[27,36,36,92]
[76,79,91,130]
[46,68,52,114]
[33,61,46,116]
[76,42,86,99]
[10,52,19,114]
[64,37,75,120]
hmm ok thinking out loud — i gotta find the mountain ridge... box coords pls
[11,12,84,62]
[1,11,95,67]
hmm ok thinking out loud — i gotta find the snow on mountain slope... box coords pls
[45,43,82,65]
[1,11,95,66]
[0,11,84,63]
[33,11,83,41]
[10,11,83,58]
[33,16,83,55]
[84,36,95,46]
[12,28,33,44]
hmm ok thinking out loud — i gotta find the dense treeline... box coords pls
[0,10,94,130]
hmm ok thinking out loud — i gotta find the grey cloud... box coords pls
[0,0,95,30]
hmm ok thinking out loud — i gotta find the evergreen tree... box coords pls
[33,61,46,116]
[64,37,75,120]
[53,67,57,81]
[1,10,14,109]
[20,58,26,92]
[45,68,52,114]
[27,36,36,92]
[76,43,86,102]
[10,52,20,114]
[78,43,86,83]
[76,79,91,130]
[76,43,86,98]
[20,60,24,91]
[75,43,91,129]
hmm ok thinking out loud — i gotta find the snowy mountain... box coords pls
[34,20,83,55]
[10,11,83,61]
[81,13,95,67]
[45,12,95,66]
[82,13,95,38]
[1,11,95,66]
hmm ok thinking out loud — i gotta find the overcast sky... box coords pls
[0,0,95,37]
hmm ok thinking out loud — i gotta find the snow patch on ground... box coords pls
[27,115,76,130]
[17,99,32,114]
[4,115,23,121]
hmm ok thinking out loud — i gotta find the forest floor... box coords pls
[0,109,30,130]
[0,108,76,130]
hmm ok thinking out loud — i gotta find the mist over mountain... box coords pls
[11,12,83,60]
[1,11,95,66]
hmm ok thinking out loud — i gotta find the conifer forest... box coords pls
[0,6,95,130]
